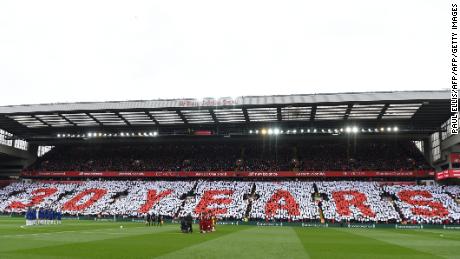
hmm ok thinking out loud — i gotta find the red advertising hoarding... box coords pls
[21,170,434,179]
[450,153,460,164]
[436,169,460,180]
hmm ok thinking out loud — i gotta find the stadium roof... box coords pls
[0,90,451,141]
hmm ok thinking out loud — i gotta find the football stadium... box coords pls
[0,91,459,258]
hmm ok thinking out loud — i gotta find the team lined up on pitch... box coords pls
[24,207,62,226]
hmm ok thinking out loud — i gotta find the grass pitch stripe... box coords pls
[295,227,440,259]
[157,226,310,259]
[337,228,460,259]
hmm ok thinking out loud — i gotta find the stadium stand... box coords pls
[106,181,195,217]
[444,185,460,198]
[250,181,319,221]
[383,185,460,224]
[179,180,252,219]
[28,140,429,172]
[0,91,457,227]
[2,137,454,224]
[317,181,400,223]
[297,141,429,171]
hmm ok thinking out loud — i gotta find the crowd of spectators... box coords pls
[106,181,195,217]
[30,144,241,172]
[0,181,77,213]
[240,144,292,171]
[444,186,460,199]
[3,180,457,224]
[29,140,430,172]
[297,141,429,171]
[2,181,195,217]
[250,182,319,221]
[317,181,400,223]
[384,185,460,224]
[179,180,252,219]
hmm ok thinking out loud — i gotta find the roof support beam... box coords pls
[31,115,51,127]
[144,111,159,125]
[85,113,103,126]
[176,110,188,125]
[310,105,317,121]
[377,104,390,120]
[58,114,77,126]
[242,107,250,123]
[209,109,219,124]
[277,107,282,121]
[114,112,131,126]
[343,104,354,120]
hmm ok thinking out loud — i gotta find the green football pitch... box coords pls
[0,218,459,259]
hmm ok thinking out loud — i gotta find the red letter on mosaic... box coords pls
[138,189,173,213]
[265,189,300,218]
[194,189,234,216]
[8,188,58,209]
[332,190,376,217]
[398,190,448,218]
[62,189,107,211]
